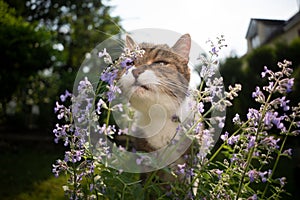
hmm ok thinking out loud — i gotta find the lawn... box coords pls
[0,133,66,200]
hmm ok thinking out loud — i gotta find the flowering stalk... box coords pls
[52,35,299,199]
[261,108,297,198]
[235,84,276,199]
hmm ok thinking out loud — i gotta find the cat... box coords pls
[116,34,196,185]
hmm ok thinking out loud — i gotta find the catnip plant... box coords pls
[52,35,299,200]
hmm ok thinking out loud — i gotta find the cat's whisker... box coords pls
[94,29,125,48]
[157,80,190,96]
[105,17,127,35]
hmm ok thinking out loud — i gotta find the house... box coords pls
[246,10,300,52]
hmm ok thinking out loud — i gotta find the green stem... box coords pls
[235,71,282,200]
[105,102,111,125]
[72,162,77,199]
[235,142,256,200]
[143,171,158,191]
[209,121,249,162]
[261,121,293,198]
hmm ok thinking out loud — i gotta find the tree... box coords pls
[1,0,123,128]
[219,56,243,87]
[7,0,122,71]
[0,0,54,107]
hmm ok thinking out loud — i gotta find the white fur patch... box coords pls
[119,67,192,149]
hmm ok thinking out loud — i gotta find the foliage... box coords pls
[246,46,276,75]
[7,0,122,70]
[219,56,244,89]
[52,36,299,199]
[0,0,122,129]
[0,140,65,200]
[220,37,300,130]
[0,0,54,105]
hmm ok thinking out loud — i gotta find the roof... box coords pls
[246,10,300,41]
[245,18,285,39]
[284,10,300,31]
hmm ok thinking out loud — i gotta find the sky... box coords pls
[110,0,299,59]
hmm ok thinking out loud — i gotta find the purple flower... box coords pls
[248,136,256,149]
[195,122,203,134]
[54,101,64,113]
[252,86,262,98]
[136,157,143,165]
[261,66,271,78]
[60,90,72,102]
[287,78,294,92]
[197,102,205,113]
[228,135,240,145]
[283,148,292,156]
[215,169,223,179]
[57,111,64,120]
[278,177,286,187]
[260,136,280,149]
[89,184,94,192]
[252,86,265,103]
[53,124,69,145]
[247,194,258,200]
[100,69,118,85]
[296,121,300,128]
[64,150,84,163]
[284,78,294,93]
[186,167,195,178]
[98,124,116,136]
[268,169,272,177]
[98,48,108,58]
[106,85,121,102]
[52,159,67,178]
[263,111,273,127]
[177,163,186,174]
[120,57,134,69]
[98,48,112,64]
[271,112,285,130]
[278,96,290,111]
[230,153,238,163]
[220,131,229,141]
[232,113,240,124]
[247,108,261,125]
[263,81,274,93]
[96,99,104,115]
[215,116,225,128]
[78,77,92,91]
[113,103,124,112]
[248,169,257,182]
[211,47,219,55]
[52,165,60,178]
[259,171,268,182]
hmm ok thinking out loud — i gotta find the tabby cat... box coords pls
[117,34,194,182]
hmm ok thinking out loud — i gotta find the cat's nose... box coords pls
[132,68,144,79]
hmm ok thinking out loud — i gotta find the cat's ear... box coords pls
[125,35,137,50]
[172,34,191,61]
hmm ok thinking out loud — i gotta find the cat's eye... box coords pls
[152,61,168,66]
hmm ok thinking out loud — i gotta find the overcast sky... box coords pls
[110,0,299,59]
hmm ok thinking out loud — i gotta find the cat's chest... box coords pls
[133,97,193,150]
[141,119,179,150]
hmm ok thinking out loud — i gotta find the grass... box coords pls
[0,131,297,199]
[0,135,66,200]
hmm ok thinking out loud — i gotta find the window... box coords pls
[251,35,260,49]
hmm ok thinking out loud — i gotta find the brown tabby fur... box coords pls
[117,34,193,186]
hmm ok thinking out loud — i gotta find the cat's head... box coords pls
[118,34,191,114]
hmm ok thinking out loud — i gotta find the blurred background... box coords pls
[0,0,299,199]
